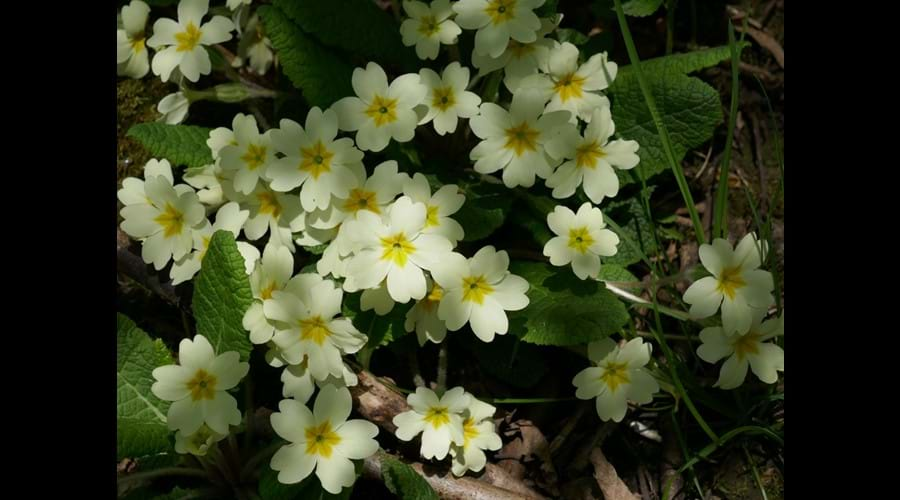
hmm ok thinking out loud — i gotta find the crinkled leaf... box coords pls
[381,455,438,500]
[604,187,658,265]
[620,43,749,77]
[117,313,173,460]
[258,5,354,108]
[272,0,417,70]
[610,71,722,186]
[126,123,213,169]
[342,292,411,350]
[508,261,629,346]
[469,334,547,389]
[193,231,254,361]
[453,181,514,242]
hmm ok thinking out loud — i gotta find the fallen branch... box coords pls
[117,228,180,306]
[590,448,639,500]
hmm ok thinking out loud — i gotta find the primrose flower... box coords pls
[219,113,274,195]
[418,62,482,136]
[683,233,775,335]
[184,163,229,207]
[545,105,640,203]
[268,107,364,211]
[343,196,453,303]
[431,246,529,342]
[146,0,234,82]
[471,17,558,93]
[393,386,471,460]
[333,62,427,152]
[543,202,619,280]
[151,334,249,434]
[400,0,462,60]
[572,338,659,422]
[117,0,151,78]
[697,311,784,390]
[169,201,253,285]
[469,88,574,188]
[281,360,359,403]
[270,386,379,493]
[157,92,190,125]
[519,42,618,123]
[119,174,206,270]
[243,244,295,345]
[117,158,176,207]
[449,394,502,476]
[453,0,545,58]
[403,173,466,246]
[239,183,304,251]
[266,274,367,379]
[174,424,226,456]
[305,161,409,231]
[404,277,448,345]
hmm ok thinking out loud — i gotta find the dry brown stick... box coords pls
[349,370,548,499]
[363,451,543,500]
[117,228,180,306]
[735,25,784,69]
[590,448,639,500]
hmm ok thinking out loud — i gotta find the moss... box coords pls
[117,77,172,184]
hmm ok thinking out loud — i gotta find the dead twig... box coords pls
[117,228,180,306]
[590,448,639,500]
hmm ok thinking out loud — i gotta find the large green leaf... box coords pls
[117,313,173,460]
[272,0,416,70]
[193,231,254,361]
[610,71,722,186]
[453,181,515,242]
[126,123,213,169]
[381,455,438,500]
[258,5,354,108]
[620,43,750,77]
[604,187,658,266]
[342,292,411,350]
[621,0,664,17]
[508,262,630,346]
[259,461,355,500]
[469,334,548,389]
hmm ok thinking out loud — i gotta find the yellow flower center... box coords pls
[599,361,630,393]
[486,0,516,24]
[304,421,342,458]
[364,95,399,127]
[503,121,540,156]
[299,316,331,345]
[187,369,218,401]
[257,191,283,218]
[575,140,605,168]
[343,189,380,214]
[732,331,762,361]
[553,73,587,102]
[716,266,746,300]
[418,15,440,36]
[508,40,535,59]
[175,22,203,52]
[425,205,440,228]
[431,86,456,112]
[567,227,594,253]
[462,417,479,448]
[380,233,417,267]
[424,406,451,428]
[462,275,493,304]
[421,283,444,311]
[299,140,334,179]
[259,280,278,300]
[154,203,186,238]
[130,36,146,53]
[241,143,268,171]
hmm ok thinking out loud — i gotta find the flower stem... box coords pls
[712,20,742,238]
[240,440,285,482]
[435,341,448,395]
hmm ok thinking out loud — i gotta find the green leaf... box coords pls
[259,462,355,500]
[622,0,664,17]
[535,0,560,18]
[557,28,589,46]
[117,313,173,460]
[610,71,722,186]
[126,123,213,169]
[453,181,514,242]
[272,0,416,70]
[508,261,630,346]
[258,5,354,108]
[381,455,438,500]
[193,231,254,361]
[597,263,639,284]
[604,188,658,265]
[620,43,750,77]
[469,334,547,389]
[342,292,411,349]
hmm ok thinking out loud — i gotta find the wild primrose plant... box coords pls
[117,0,784,498]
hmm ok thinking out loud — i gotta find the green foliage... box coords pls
[469,334,548,389]
[193,231,254,361]
[381,455,438,500]
[272,0,416,69]
[621,43,750,76]
[604,188,658,265]
[342,292,411,350]
[557,28,589,46]
[597,264,639,284]
[610,71,722,186]
[259,462,356,500]
[258,5,354,108]
[508,262,630,346]
[126,123,213,169]
[453,181,515,242]
[117,313,173,460]
[621,0,664,17]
